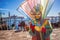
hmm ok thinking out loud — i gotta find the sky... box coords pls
[0,0,60,18]
[0,0,25,17]
[48,0,60,16]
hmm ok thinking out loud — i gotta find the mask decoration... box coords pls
[17,0,54,40]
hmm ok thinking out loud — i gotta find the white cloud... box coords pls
[0,8,9,11]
